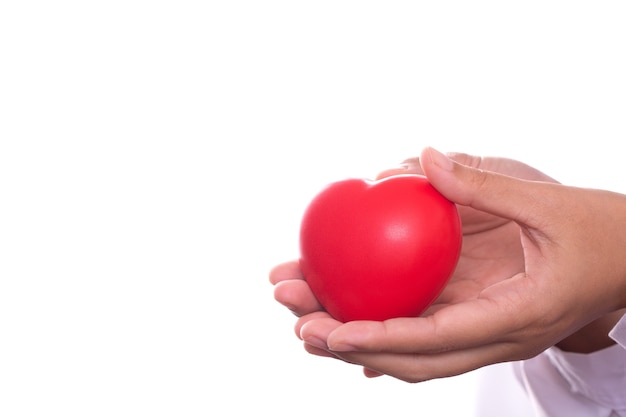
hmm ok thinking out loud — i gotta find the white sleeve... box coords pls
[609,313,626,349]
[511,314,626,417]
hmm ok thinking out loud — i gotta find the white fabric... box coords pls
[474,314,626,417]
[609,314,626,350]
[473,362,534,417]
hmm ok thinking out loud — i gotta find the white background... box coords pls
[1,1,625,416]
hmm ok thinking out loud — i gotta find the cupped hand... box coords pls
[270,150,559,375]
[270,148,626,382]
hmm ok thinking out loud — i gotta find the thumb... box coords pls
[420,147,553,226]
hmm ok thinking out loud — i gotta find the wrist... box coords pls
[556,309,626,354]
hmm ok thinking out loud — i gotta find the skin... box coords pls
[270,147,626,383]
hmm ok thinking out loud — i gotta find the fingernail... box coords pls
[326,341,355,352]
[426,147,454,171]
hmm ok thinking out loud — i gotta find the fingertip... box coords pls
[326,320,384,352]
[269,260,302,285]
[375,157,423,180]
[421,147,455,172]
[303,342,336,358]
[273,279,324,316]
[295,311,335,340]
[272,280,298,310]
[299,314,343,348]
[363,368,385,378]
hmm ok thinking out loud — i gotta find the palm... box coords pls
[428,220,522,313]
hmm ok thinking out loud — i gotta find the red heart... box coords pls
[299,174,462,322]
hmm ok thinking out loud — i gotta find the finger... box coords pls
[269,260,302,285]
[303,342,340,359]
[298,314,350,361]
[332,340,532,383]
[295,311,336,340]
[273,280,323,316]
[298,314,344,349]
[419,147,561,229]
[375,153,485,180]
[428,151,557,183]
[363,368,385,378]
[375,158,422,180]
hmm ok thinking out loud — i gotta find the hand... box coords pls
[270,150,560,374]
[381,154,625,355]
[270,148,626,382]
